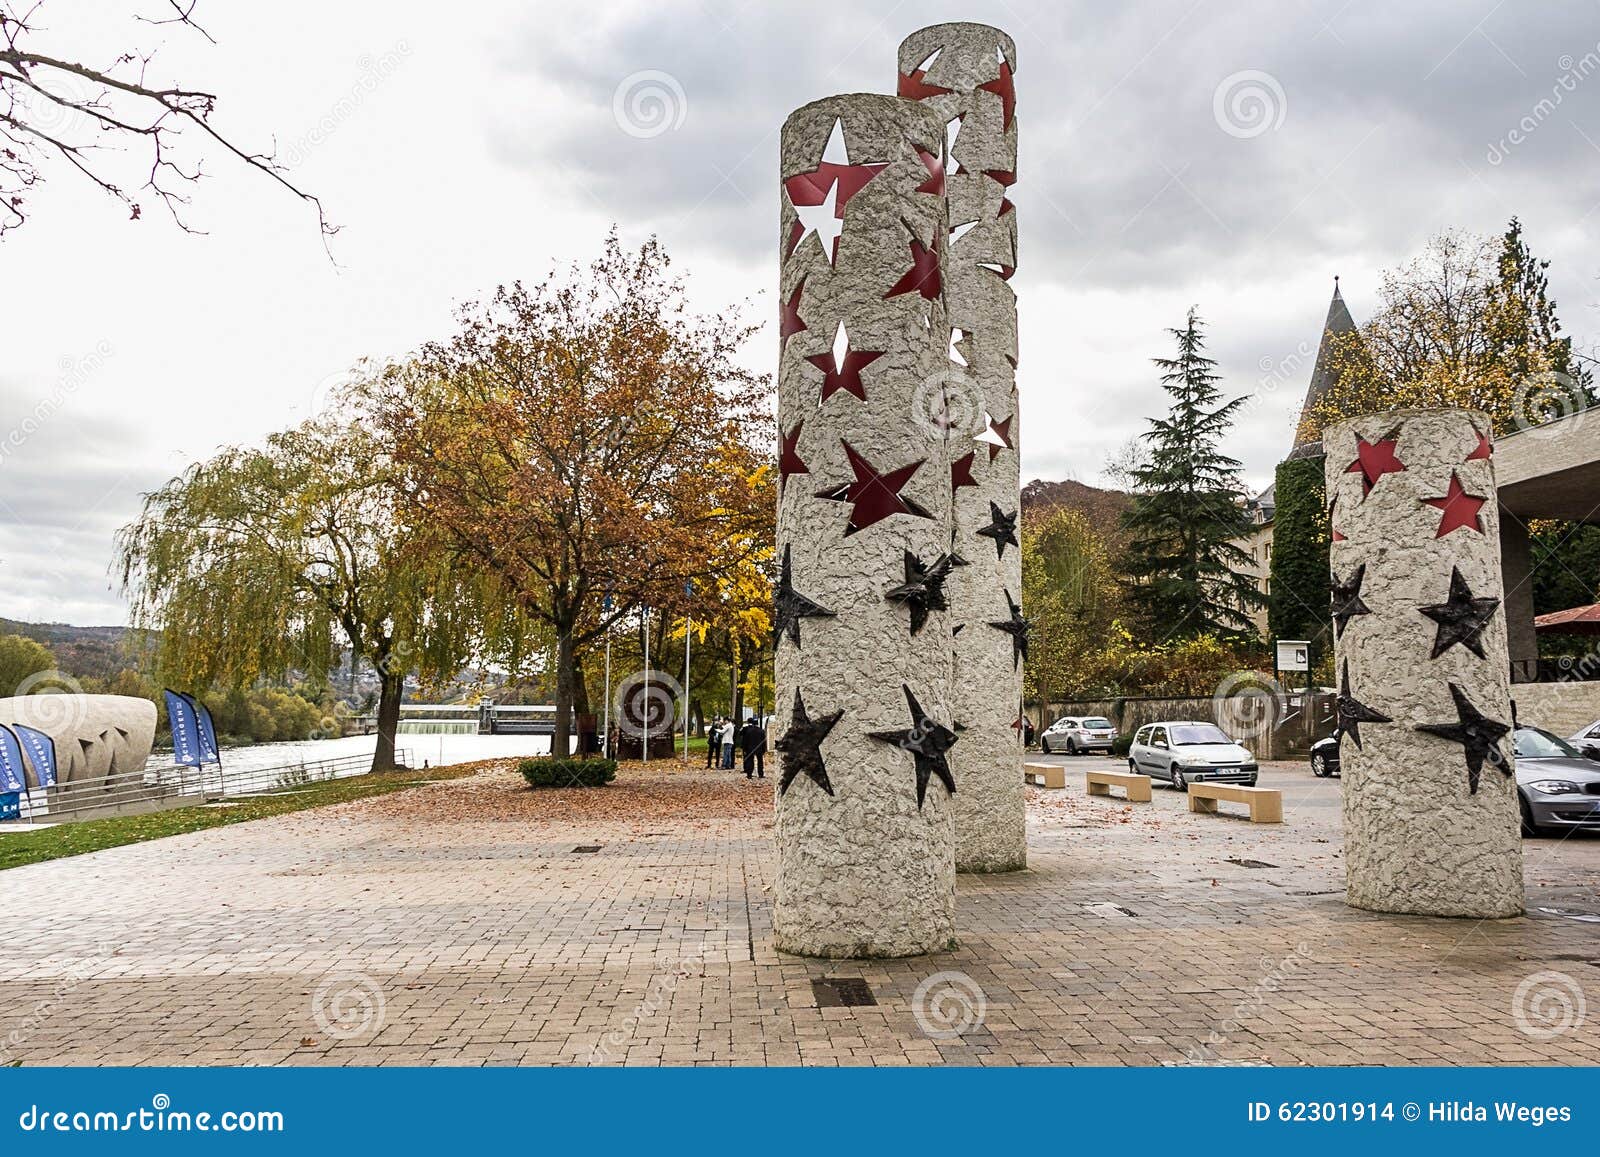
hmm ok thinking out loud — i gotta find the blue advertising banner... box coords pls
[163,689,202,768]
[0,725,26,794]
[0,1067,1592,1156]
[187,695,220,765]
[0,792,16,820]
[13,724,57,789]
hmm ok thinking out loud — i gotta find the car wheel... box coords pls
[1066,739,1078,756]
[1041,737,1051,754]
[1519,794,1543,839]
[1128,759,1139,775]
[1171,765,1187,792]
[1311,752,1327,778]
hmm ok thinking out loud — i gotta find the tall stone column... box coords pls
[897,24,1026,872]
[773,94,957,957]
[1324,408,1522,918]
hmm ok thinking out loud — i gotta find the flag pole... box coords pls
[601,591,614,759]
[683,613,692,763]
[642,607,651,765]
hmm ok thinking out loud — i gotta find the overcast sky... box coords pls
[4,0,1599,626]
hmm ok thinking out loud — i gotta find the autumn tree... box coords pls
[0,632,54,695]
[117,413,473,771]
[1306,222,1593,437]
[0,1,330,239]
[1121,308,1262,638]
[1021,505,1121,701]
[374,233,773,757]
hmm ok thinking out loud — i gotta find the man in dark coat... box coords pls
[738,716,768,779]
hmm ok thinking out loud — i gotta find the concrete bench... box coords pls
[1187,782,1283,824]
[1085,769,1151,802]
[1023,762,1066,789]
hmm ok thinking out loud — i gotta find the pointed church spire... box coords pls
[1292,277,1361,450]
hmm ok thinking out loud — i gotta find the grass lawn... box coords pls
[0,765,477,873]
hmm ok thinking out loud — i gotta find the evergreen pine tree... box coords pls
[1121,308,1264,638]
[1487,216,1594,396]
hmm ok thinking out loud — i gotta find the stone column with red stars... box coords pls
[897,24,1026,872]
[772,94,958,957]
[1324,408,1522,919]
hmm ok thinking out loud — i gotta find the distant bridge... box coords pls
[359,703,559,736]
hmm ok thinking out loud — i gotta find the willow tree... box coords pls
[1021,505,1120,701]
[117,415,472,771]
[373,233,772,756]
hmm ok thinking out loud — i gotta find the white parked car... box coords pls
[1129,721,1259,791]
[1566,719,1600,759]
[1040,715,1117,755]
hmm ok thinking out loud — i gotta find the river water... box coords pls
[142,732,558,777]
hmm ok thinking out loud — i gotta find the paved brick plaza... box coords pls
[0,758,1596,1066]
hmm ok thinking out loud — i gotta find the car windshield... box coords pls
[1082,718,1112,729]
[1170,724,1232,745]
[1514,727,1581,760]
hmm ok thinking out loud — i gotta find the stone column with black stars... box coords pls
[772,94,958,957]
[896,23,1026,872]
[1324,408,1522,919]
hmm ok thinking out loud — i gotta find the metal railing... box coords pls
[4,747,414,826]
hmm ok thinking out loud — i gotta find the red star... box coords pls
[980,413,1015,461]
[979,262,1015,282]
[977,61,1016,129]
[779,422,809,494]
[1329,496,1346,542]
[983,168,1016,188]
[1345,433,1406,496]
[914,149,944,197]
[779,279,807,352]
[816,442,932,536]
[898,68,952,99]
[783,120,888,263]
[997,196,1014,218]
[885,227,941,301]
[1467,430,1493,461]
[1424,472,1488,537]
[951,450,978,492]
[806,322,883,403]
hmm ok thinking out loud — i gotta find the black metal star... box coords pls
[1330,564,1372,639]
[1418,566,1500,660]
[987,590,1029,669]
[869,684,957,808]
[976,501,1019,558]
[772,543,834,648]
[885,550,963,635]
[1336,660,1391,751]
[1415,682,1512,794]
[775,688,842,798]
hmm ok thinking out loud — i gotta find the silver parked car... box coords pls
[1515,727,1600,837]
[1040,715,1117,755]
[1129,721,1259,791]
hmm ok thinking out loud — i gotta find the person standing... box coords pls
[739,715,768,780]
[721,719,736,770]
[705,718,722,769]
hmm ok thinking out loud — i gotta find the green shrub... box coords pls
[518,757,617,789]
[1110,733,1134,758]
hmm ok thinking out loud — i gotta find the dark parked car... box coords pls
[1306,727,1600,837]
